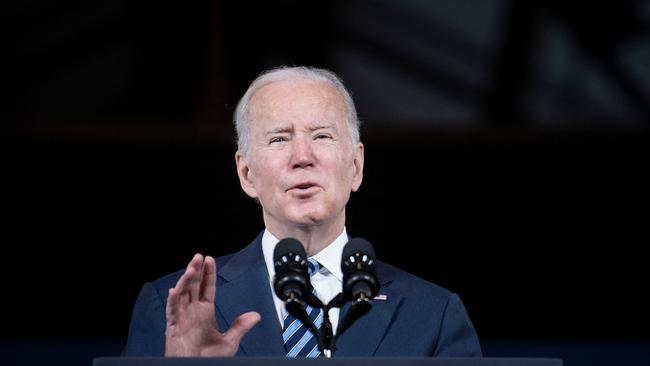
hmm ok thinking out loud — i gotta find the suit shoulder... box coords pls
[377,260,454,301]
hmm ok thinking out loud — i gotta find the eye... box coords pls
[270,136,286,144]
[315,133,332,140]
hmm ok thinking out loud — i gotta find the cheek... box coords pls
[250,154,272,175]
[335,155,355,179]
[250,160,283,190]
[327,162,355,194]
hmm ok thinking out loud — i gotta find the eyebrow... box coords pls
[265,127,293,136]
[264,124,337,136]
[309,124,337,132]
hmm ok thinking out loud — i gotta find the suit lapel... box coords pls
[215,234,285,356]
[335,264,403,356]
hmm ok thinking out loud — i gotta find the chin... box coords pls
[290,215,323,227]
[287,209,327,226]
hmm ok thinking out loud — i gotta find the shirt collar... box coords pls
[262,228,347,283]
[310,229,346,282]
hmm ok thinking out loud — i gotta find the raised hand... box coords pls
[165,253,261,357]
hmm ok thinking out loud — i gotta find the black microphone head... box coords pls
[341,237,379,301]
[273,238,310,302]
[273,237,306,263]
[342,237,376,263]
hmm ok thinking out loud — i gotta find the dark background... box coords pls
[3,1,650,365]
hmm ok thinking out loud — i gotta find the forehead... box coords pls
[248,79,346,121]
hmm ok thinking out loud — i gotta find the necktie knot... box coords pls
[307,258,321,277]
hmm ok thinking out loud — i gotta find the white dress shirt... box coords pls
[262,228,347,334]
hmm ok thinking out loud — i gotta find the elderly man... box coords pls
[124,66,482,358]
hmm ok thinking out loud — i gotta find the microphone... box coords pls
[341,237,380,303]
[273,238,310,303]
[272,238,324,352]
[337,237,380,335]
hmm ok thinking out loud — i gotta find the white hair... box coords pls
[234,66,361,157]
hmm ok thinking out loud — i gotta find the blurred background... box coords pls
[3,1,650,365]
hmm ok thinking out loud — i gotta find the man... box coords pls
[124,66,481,357]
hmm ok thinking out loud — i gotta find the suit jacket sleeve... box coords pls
[122,282,167,356]
[434,293,482,356]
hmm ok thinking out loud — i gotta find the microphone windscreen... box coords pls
[274,237,306,263]
[342,237,376,262]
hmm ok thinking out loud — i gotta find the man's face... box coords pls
[235,79,364,230]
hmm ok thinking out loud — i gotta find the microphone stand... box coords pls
[279,278,345,357]
[305,292,336,358]
[319,304,335,358]
[285,293,321,349]
[313,292,372,358]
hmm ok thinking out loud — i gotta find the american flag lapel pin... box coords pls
[373,294,388,301]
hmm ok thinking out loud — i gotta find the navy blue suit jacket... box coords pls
[124,233,482,357]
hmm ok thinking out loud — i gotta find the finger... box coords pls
[187,253,204,302]
[173,267,196,304]
[174,254,203,302]
[180,288,190,309]
[200,256,217,302]
[166,288,179,326]
[224,312,261,346]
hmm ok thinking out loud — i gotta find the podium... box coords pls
[94,358,562,366]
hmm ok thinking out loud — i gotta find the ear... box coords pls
[351,142,364,192]
[235,151,259,198]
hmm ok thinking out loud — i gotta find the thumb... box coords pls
[224,311,261,345]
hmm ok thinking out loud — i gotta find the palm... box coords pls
[165,254,260,357]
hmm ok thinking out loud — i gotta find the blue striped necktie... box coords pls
[282,258,323,357]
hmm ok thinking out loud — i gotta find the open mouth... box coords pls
[289,182,319,193]
[295,183,315,190]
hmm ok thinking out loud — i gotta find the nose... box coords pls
[291,137,315,169]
